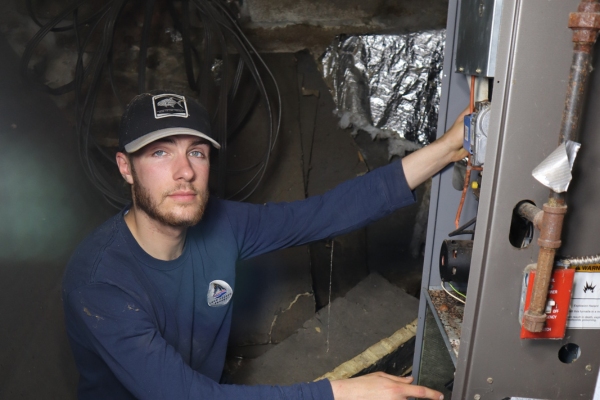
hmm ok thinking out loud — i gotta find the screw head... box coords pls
[586,364,593,371]
[474,395,481,400]
[476,68,482,74]
[487,377,493,384]
[459,67,465,72]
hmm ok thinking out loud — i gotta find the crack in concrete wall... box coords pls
[268,292,313,343]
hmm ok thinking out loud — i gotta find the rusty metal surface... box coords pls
[561,0,600,145]
[524,0,600,333]
[523,249,555,331]
[569,0,600,46]
[516,202,543,229]
[538,204,568,249]
[428,289,464,358]
[559,51,593,145]
[524,204,567,331]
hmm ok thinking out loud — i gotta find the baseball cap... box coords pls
[118,90,221,153]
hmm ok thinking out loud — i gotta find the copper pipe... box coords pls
[523,0,600,332]
[454,76,477,229]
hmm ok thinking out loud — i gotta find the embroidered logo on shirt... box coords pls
[207,280,233,307]
[152,93,189,119]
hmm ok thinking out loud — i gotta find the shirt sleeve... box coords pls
[228,160,415,260]
[65,283,334,400]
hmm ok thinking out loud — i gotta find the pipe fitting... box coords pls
[569,1,600,49]
[524,203,567,333]
[523,308,548,333]
[517,202,544,230]
[537,204,568,249]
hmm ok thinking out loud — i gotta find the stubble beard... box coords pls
[130,167,209,228]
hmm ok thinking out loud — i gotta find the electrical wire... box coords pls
[22,0,283,207]
[442,281,466,304]
[448,282,466,299]
[448,216,476,237]
[454,75,477,229]
[560,254,600,267]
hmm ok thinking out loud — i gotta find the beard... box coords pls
[130,167,209,228]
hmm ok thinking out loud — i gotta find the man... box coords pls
[63,91,467,400]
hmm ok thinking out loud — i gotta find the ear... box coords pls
[116,152,134,185]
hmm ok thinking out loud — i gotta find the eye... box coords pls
[152,150,167,157]
[189,150,205,158]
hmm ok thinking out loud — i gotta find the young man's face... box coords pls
[117,135,211,227]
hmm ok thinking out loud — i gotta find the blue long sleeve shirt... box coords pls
[62,160,415,399]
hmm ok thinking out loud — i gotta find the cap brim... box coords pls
[124,127,221,153]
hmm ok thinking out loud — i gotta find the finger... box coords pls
[453,106,470,126]
[450,148,469,163]
[400,383,444,400]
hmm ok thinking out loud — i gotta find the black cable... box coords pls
[23,0,284,206]
[448,217,477,237]
[211,9,277,200]
[26,0,105,33]
[169,0,198,91]
[212,0,282,149]
[21,0,108,95]
[138,0,156,93]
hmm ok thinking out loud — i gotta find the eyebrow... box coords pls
[190,138,210,146]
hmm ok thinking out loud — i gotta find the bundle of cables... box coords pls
[20,0,281,208]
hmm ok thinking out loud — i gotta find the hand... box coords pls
[438,107,469,163]
[401,105,470,189]
[329,372,444,400]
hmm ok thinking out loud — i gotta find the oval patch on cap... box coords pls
[207,280,233,307]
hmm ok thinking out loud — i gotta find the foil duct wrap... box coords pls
[321,30,445,157]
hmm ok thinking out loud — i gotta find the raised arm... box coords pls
[402,108,469,190]
[228,109,468,260]
[227,159,416,260]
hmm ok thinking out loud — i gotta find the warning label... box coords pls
[568,268,600,329]
[574,265,600,272]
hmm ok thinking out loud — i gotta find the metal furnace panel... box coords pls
[455,0,504,77]
[454,0,600,399]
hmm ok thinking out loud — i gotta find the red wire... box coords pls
[454,75,476,229]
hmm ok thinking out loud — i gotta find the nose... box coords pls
[172,152,195,182]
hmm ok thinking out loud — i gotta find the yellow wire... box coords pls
[448,282,467,298]
[442,282,466,304]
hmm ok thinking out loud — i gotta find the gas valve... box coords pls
[463,101,491,166]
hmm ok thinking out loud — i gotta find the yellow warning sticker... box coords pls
[573,265,600,272]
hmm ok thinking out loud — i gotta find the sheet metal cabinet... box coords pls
[413,1,600,399]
